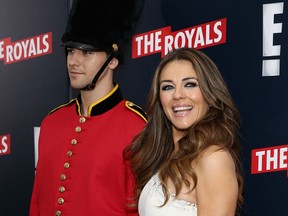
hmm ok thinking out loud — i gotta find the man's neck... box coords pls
[80,82,114,116]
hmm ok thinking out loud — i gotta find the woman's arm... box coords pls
[195,146,238,216]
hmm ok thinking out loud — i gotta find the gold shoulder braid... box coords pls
[125,101,147,122]
[48,99,76,115]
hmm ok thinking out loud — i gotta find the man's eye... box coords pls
[66,48,73,53]
[83,50,96,55]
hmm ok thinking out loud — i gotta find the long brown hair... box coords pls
[124,47,244,215]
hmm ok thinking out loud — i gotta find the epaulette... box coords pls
[48,98,76,115]
[125,101,147,122]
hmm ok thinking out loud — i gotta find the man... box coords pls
[29,0,146,215]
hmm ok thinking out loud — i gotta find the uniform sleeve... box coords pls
[125,160,139,216]
[29,174,39,216]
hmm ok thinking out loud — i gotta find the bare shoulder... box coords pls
[194,145,238,215]
[195,145,236,174]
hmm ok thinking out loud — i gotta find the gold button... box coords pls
[67,150,73,157]
[60,174,66,181]
[112,43,118,52]
[58,197,64,204]
[55,210,61,216]
[75,126,81,132]
[79,117,86,123]
[59,186,65,193]
[64,162,70,169]
[71,139,77,145]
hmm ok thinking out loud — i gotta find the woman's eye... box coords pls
[161,85,173,91]
[186,82,198,87]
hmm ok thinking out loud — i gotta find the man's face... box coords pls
[66,47,107,89]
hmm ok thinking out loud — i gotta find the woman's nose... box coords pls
[173,87,185,99]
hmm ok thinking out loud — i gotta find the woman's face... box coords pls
[159,60,209,134]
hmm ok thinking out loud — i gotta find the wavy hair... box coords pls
[124,47,244,215]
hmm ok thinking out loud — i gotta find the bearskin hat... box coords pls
[62,0,144,64]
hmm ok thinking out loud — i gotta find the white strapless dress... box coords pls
[138,174,197,216]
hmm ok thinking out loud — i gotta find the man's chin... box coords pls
[70,83,88,90]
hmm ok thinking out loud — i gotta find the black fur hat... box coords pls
[62,0,144,64]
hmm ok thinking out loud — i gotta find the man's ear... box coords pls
[109,57,119,69]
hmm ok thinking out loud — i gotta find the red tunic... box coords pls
[30,85,146,216]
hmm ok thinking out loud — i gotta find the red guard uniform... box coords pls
[30,84,146,216]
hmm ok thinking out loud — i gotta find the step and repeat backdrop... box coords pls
[0,0,70,215]
[0,0,287,215]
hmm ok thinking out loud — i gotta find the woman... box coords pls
[124,47,244,216]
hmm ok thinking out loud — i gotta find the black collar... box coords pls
[75,83,123,116]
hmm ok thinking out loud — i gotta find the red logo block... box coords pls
[251,144,288,175]
[0,134,11,155]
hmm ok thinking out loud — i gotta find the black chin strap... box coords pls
[82,54,114,91]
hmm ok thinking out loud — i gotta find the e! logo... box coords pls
[262,2,284,76]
